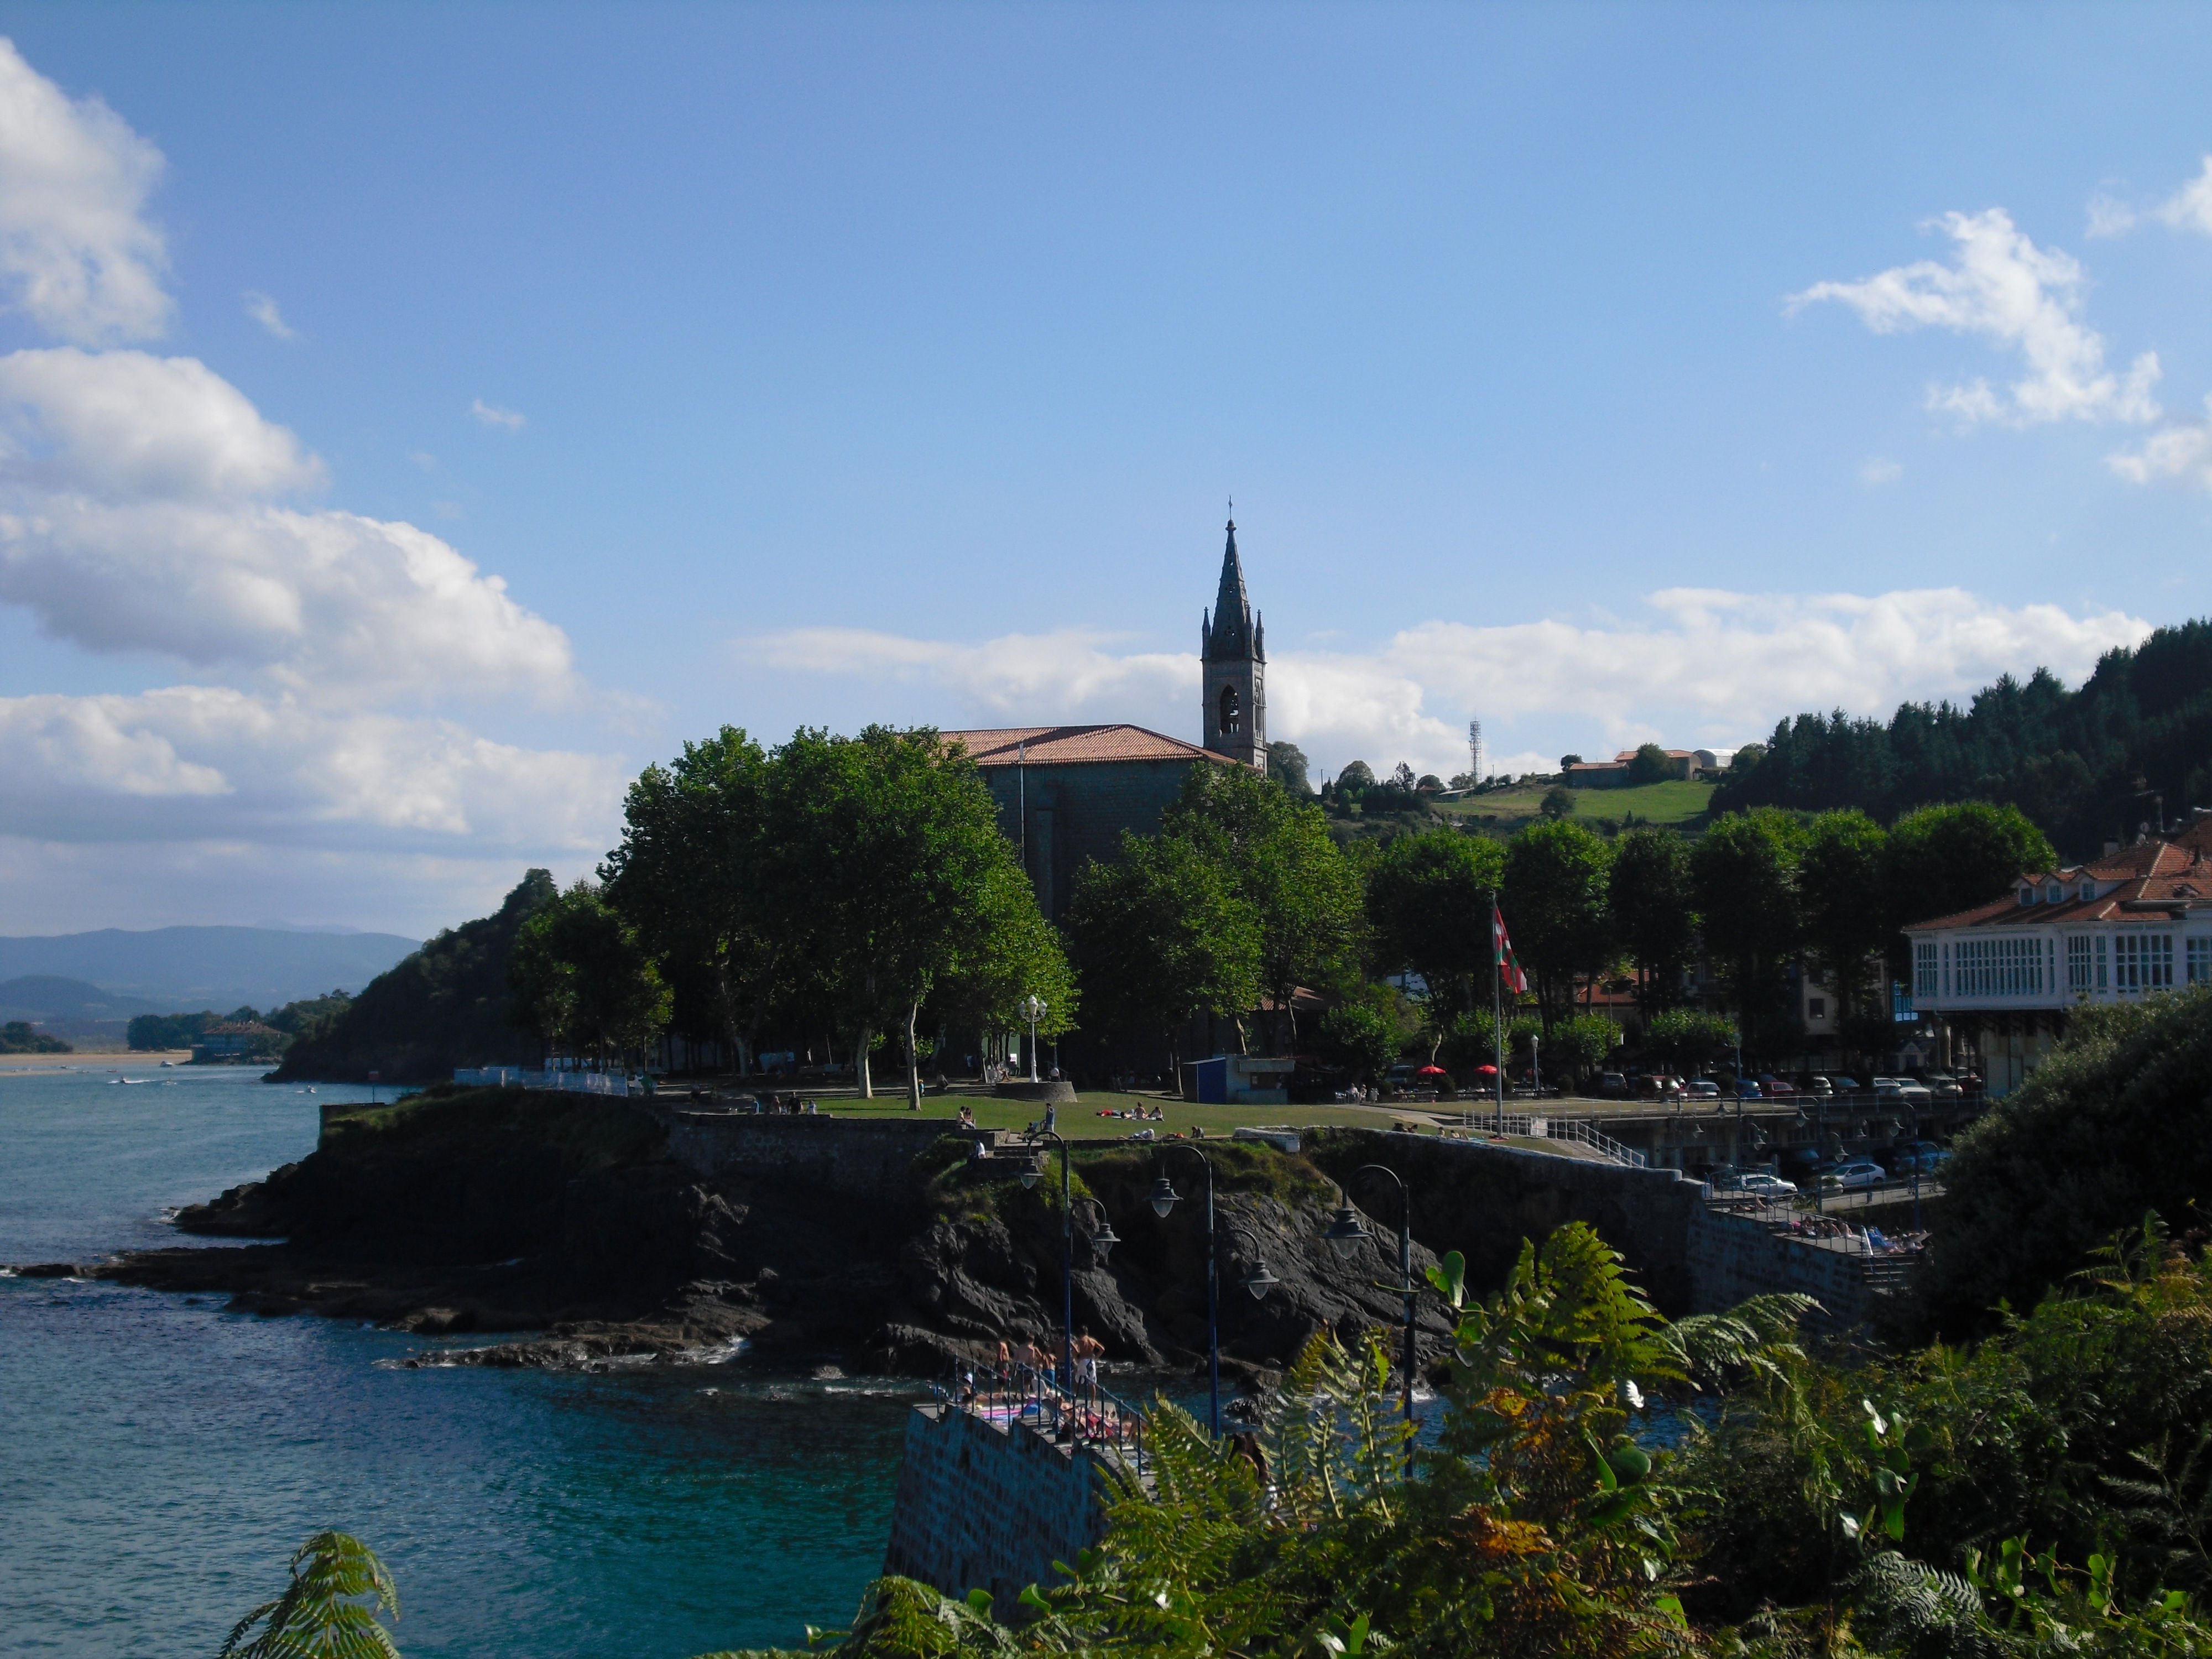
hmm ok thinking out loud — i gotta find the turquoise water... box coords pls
[0,1065,919,1658]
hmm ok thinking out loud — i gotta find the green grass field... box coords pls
[1436,778,1715,833]
[812,1089,1442,1138]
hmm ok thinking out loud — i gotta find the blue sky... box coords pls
[5,3,2212,934]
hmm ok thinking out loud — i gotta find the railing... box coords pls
[937,1357,1150,1475]
[1488,1113,1649,1169]
[453,1067,634,1097]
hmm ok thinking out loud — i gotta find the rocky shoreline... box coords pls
[14,1087,1454,1379]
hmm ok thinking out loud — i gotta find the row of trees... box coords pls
[518,726,1075,1105]
[1715,616,2212,855]
[518,717,2053,1089]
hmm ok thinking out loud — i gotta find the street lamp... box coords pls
[1020,1128,1091,1394]
[1020,995,1046,1083]
[1325,1165,1418,1463]
[1150,1141,1239,1442]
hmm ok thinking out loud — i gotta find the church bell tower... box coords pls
[1201,518,1267,771]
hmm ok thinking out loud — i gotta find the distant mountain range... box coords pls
[0,927,421,1015]
[0,975,165,1023]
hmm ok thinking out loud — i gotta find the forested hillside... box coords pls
[1712,618,2212,858]
[270,870,557,1082]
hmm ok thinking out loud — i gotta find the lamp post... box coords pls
[1021,1131,1120,1403]
[1151,1146,1282,1437]
[1323,1165,1417,1462]
[1021,995,1046,1084]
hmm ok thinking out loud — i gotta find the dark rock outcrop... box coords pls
[54,1087,1454,1377]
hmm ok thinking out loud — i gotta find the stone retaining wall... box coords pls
[665,1112,999,1196]
[1684,1204,1874,1328]
[880,1402,1109,1608]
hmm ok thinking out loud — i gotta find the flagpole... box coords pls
[1491,891,1505,1134]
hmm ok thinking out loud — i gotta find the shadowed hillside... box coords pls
[270,872,557,1083]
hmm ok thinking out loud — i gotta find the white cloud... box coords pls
[1791,208,2159,426]
[2086,190,2137,239]
[242,290,295,340]
[0,685,624,851]
[471,398,525,430]
[740,589,2151,785]
[1859,457,1902,486]
[2153,157,2212,235]
[0,38,170,344]
[2109,395,2212,489]
[0,347,573,701]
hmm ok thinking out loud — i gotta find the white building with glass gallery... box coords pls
[1902,820,2212,1096]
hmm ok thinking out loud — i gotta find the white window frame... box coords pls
[2189,936,2212,986]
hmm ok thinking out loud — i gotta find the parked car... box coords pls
[1756,1074,1798,1099]
[1636,1074,1686,1100]
[1739,1172,1798,1200]
[1734,1079,1764,1101]
[1685,1079,1721,1101]
[1385,1063,1415,1090]
[1872,1076,1933,1107]
[1594,1071,1631,1100]
[1820,1159,1889,1191]
[1919,1072,1964,1101]
[1799,1075,1838,1098]
[1826,1076,1865,1097]
[1893,1140,1952,1173]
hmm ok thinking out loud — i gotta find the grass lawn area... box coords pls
[1436,778,1714,833]
[814,1089,1441,1138]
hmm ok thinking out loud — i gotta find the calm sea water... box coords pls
[0,1065,920,1658]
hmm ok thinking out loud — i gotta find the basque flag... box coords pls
[1492,902,1530,997]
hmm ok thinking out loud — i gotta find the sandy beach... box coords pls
[0,1051,192,1071]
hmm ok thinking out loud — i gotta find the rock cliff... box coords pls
[61,1086,1453,1377]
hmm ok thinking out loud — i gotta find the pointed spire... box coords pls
[1253,610,1265,664]
[1208,518,1251,661]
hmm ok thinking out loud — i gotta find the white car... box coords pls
[1871,1076,1933,1108]
[1820,1160,1888,1191]
[1738,1173,1798,1200]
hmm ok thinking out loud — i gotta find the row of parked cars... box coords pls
[1594,1071,1981,1106]
[1709,1140,1953,1198]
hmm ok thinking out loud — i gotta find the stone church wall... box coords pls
[978,758,1206,924]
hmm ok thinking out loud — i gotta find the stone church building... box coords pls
[943,519,1268,924]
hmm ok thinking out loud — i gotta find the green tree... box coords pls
[1797,810,1893,1060]
[1066,832,1258,1074]
[1335,760,1376,792]
[510,881,674,1069]
[1607,826,1695,1014]
[1502,818,1613,1028]
[1164,762,1364,1052]
[1643,1006,1737,1073]
[1547,1012,1621,1084]
[764,727,1065,1105]
[1364,830,1505,1041]
[1691,810,1804,1056]
[1317,1001,1400,1084]
[1538,785,1575,820]
[600,727,805,1076]
[1625,742,1672,785]
[1265,740,1312,795]
[1886,800,2056,940]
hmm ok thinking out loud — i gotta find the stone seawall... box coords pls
[880,1402,1109,1608]
[1314,1129,1875,1320]
[1684,1203,1873,1328]
[665,1113,999,1197]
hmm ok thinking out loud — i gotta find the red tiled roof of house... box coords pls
[941,724,1228,768]
[1906,837,2212,931]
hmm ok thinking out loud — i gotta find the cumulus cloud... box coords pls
[0,38,170,344]
[2108,396,2212,489]
[0,347,574,701]
[242,290,295,340]
[1791,208,2159,426]
[471,398,525,430]
[0,685,624,851]
[740,589,2151,785]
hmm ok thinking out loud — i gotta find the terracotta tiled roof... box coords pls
[941,724,1228,768]
[1906,837,2212,931]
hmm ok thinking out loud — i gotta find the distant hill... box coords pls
[272,871,557,1083]
[1712,618,2212,857]
[0,927,419,1013]
[0,976,164,1023]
